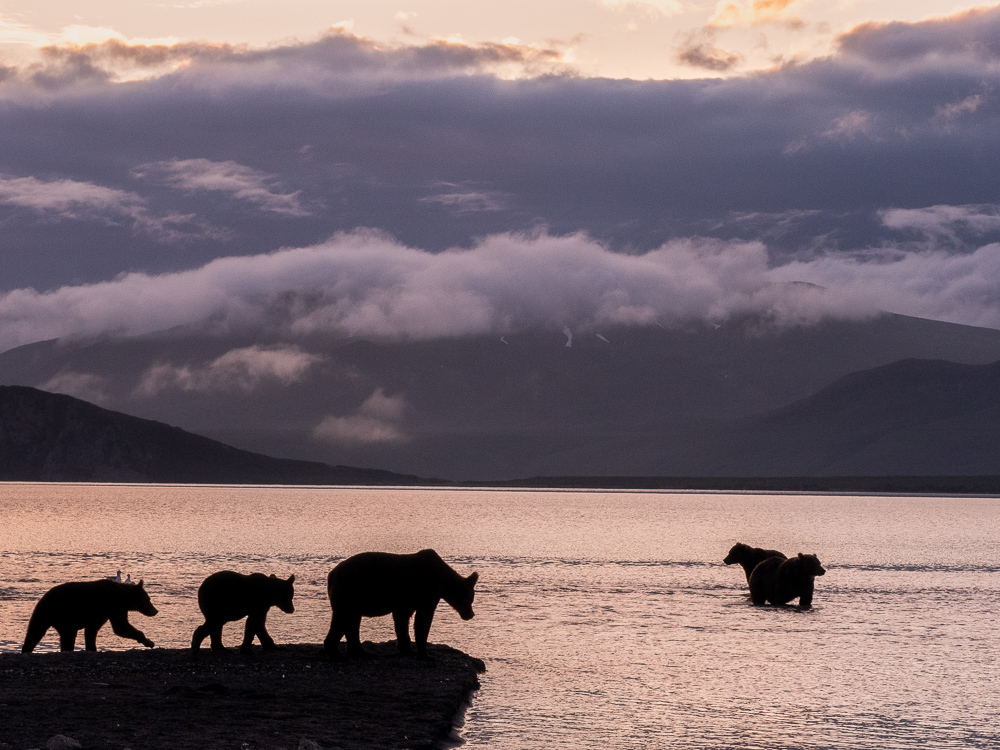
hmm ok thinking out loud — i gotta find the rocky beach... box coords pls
[0,643,485,750]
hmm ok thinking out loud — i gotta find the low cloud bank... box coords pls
[2,228,999,353]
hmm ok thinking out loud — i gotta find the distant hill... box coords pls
[565,358,1000,477]
[3,312,1000,479]
[712,358,1000,476]
[0,386,427,484]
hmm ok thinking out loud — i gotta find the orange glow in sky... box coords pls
[0,0,991,79]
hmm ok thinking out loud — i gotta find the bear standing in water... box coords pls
[192,571,295,654]
[22,579,158,653]
[324,549,478,661]
[749,553,826,609]
[724,543,787,583]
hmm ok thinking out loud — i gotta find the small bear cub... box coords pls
[192,571,295,654]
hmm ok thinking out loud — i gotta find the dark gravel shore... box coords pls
[0,643,486,750]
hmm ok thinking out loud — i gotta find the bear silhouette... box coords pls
[191,571,295,654]
[22,579,158,652]
[749,553,826,609]
[724,543,787,583]
[324,549,478,661]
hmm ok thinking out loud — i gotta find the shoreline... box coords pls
[0,643,485,750]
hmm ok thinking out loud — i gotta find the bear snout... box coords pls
[816,566,826,576]
[280,602,295,614]
[459,606,475,620]
[143,604,159,616]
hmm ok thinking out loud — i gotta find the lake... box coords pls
[1,484,998,749]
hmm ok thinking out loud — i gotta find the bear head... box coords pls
[449,572,479,621]
[127,580,159,617]
[795,553,826,577]
[268,573,295,614]
[723,543,751,565]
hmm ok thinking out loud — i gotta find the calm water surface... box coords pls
[1,484,998,749]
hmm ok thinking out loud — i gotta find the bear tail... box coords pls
[21,609,49,653]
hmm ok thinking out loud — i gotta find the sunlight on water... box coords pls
[1,484,998,749]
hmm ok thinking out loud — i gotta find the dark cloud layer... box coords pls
[0,9,999,343]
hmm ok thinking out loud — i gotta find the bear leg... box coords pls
[413,605,436,660]
[253,610,277,651]
[110,614,154,648]
[323,612,346,661]
[57,627,78,652]
[191,622,211,651]
[393,610,414,656]
[84,624,101,651]
[343,613,371,659]
[798,580,815,610]
[208,624,226,651]
[21,616,49,654]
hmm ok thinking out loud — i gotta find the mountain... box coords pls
[713,358,1000,476]
[541,357,1000,477]
[2,311,1000,479]
[0,386,426,484]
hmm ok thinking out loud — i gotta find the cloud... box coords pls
[675,33,744,71]
[135,159,311,216]
[0,6,998,318]
[879,204,1000,246]
[709,0,802,27]
[769,242,1000,330]
[313,388,408,446]
[0,174,145,216]
[419,188,506,213]
[0,173,226,242]
[0,230,882,353]
[0,29,572,90]
[600,0,684,15]
[37,371,109,404]
[133,344,324,396]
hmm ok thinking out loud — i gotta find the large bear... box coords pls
[22,579,158,653]
[724,542,787,583]
[191,571,295,654]
[748,553,826,609]
[324,549,478,661]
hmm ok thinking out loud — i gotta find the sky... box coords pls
[0,1,999,353]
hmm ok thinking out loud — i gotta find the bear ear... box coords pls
[138,579,144,588]
[798,553,804,559]
[468,571,479,586]
[288,574,295,583]
[269,573,277,579]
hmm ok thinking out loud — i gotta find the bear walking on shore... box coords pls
[724,543,787,583]
[749,553,826,609]
[324,549,478,661]
[191,571,295,654]
[22,579,158,653]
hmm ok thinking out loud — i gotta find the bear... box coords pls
[748,553,826,609]
[724,542,788,583]
[21,579,158,653]
[323,549,478,661]
[191,571,295,654]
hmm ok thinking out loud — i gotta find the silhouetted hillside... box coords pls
[715,358,1000,476]
[0,386,426,484]
[3,313,1000,479]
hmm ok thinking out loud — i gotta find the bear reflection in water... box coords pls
[192,571,295,654]
[324,549,479,661]
[21,579,158,653]
[749,553,826,609]
[723,542,788,583]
